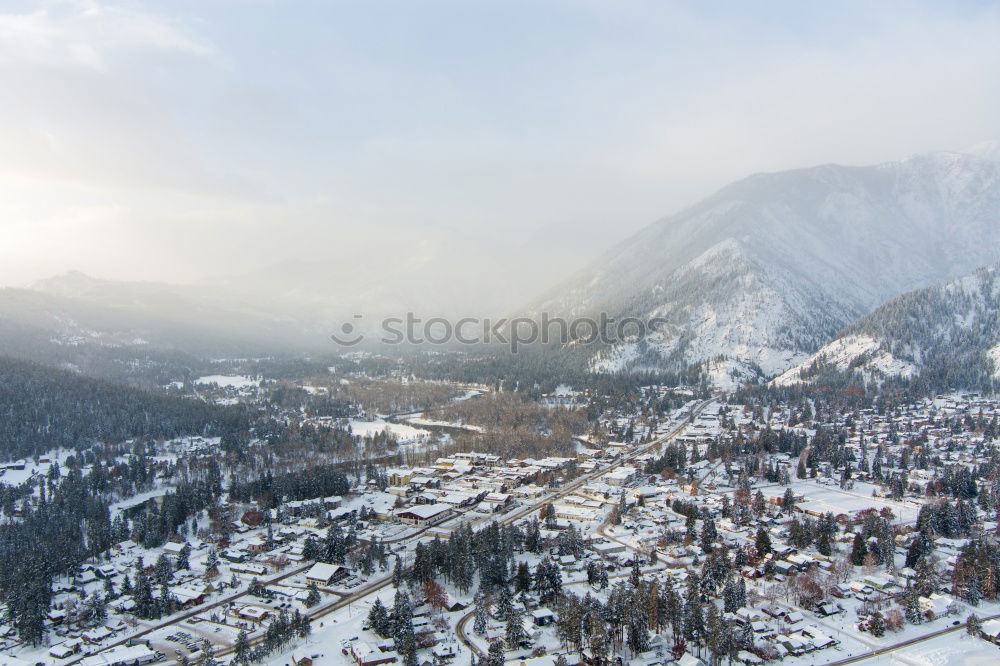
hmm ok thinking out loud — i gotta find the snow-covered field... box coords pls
[784,479,922,525]
[874,631,1000,665]
[402,416,483,432]
[194,375,260,389]
[348,420,431,443]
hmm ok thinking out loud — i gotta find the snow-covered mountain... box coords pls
[775,264,1000,389]
[531,151,1000,386]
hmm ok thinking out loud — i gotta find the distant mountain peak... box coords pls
[963,139,1000,162]
[29,270,108,298]
[530,151,1000,386]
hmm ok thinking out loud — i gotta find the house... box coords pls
[441,595,467,612]
[231,605,271,623]
[863,574,894,590]
[799,625,836,648]
[245,537,269,553]
[733,608,762,624]
[431,644,456,661]
[395,504,453,526]
[305,562,349,585]
[170,584,209,608]
[591,540,626,557]
[221,549,247,563]
[554,503,601,522]
[772,560,797,576]
[97,564,119,579]
[980,618,1000,643]
[230,562,268,576]
[675,654,706,666]
[82,626,114,644]
[786,553,814,569]
[919,593,954,618]
[761,605,785,619]
[815,601,843,617]
[163,541,188,556]
[49,640,81,659]
[348,641,398,666]
[241,510,265,527]
[784,611,805,625]
[531,608,556,626]
[79,644,157,666]
[831,583,854,598]
[603,467,636,486]
[735,651,763,665]
[76,569,99,585]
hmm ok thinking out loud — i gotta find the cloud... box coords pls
[0,0,998,316]
[0,0,213,69]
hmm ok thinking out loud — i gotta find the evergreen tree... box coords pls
[392,555,404,588]
[903,588,924,625]
[233,631,251,665]
[177,543,191,570]
[754,527,772,555]
[133,569,155,619]
[850,534,868,566]
[682,577,704,642]
[700,517,718,553]
[505,609,527,649]
[515,561,531,593]
[368,598,391,638]
[782,487,796,515]
[305,582,321,608]
[485,640,506,666]
[392,590,417,666]
[723,577,746,613]
[473,591,489,635]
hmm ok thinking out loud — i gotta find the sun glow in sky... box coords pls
[2,0,999,312]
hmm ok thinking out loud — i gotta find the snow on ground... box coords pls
[453,388,485,402]
[703,357,765,392]
[782,479,922,525]
[108,487,172,517]
[873,630,1000,665]
[774,335,919,386]
[402,416,483,432]
[0,448,77,485]
[589,340,642,373]
[194,375,261,388]
[348,420,431,444]
[989,343,1000,379]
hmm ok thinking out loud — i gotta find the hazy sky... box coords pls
[2,0,1000,302]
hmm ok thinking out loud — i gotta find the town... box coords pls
[5,370,1000,666]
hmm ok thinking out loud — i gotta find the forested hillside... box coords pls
[776,263,1000,391]
[0,356,249,460]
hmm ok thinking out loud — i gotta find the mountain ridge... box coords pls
[774,263,1000,390]
[528,151,1000,386]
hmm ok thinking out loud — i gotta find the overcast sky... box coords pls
[2,0,1000,302]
